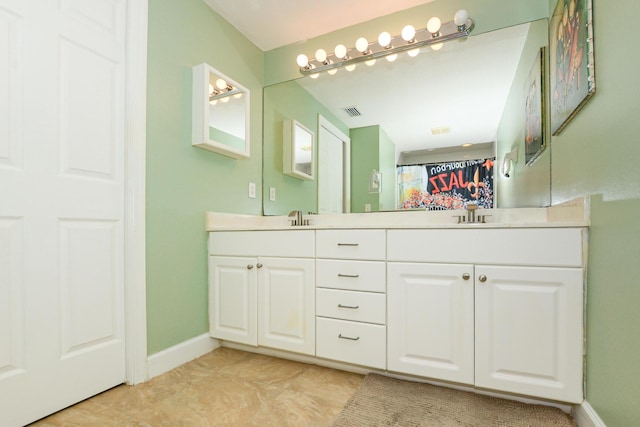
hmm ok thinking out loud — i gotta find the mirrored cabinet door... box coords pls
[283,119,314,180]
[192,63,250,159]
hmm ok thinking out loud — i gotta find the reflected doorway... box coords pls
[318,115,350,214]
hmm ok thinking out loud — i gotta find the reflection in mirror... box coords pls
[262,19,551,215]
[192,63,250,159]
[283,119,314,180]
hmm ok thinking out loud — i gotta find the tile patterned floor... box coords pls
[29,347,364,427]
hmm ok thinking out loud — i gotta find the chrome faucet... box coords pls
[288,210,309,226]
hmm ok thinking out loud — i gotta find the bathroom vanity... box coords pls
[206,202,588,404]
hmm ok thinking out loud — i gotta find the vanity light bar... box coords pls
[209,87,243,101]
[296,10,474,76]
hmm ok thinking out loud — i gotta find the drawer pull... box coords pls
[337,243,359,247]
[337,304,360,309]
[338,273,360,278]
[338,334,360,341]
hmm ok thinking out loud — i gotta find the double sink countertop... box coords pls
[206,197,589,231]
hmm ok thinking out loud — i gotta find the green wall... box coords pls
[146,0,263,354]
[350,126,381,212]
[262,80,349,216]
[350,126,397,213]
[379,128,397,211]
[549,1,640,425]
[495,19,551,208]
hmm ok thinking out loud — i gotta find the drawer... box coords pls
[316,229,385,260]
[317,288,386,325]
[316,317,386,369]
[209,230,314,258]
[316,259,385,292]
[387,229,584,267]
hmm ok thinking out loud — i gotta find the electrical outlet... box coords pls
[269,187,276,201]
[365,203,371,212]
[248,182,256,199]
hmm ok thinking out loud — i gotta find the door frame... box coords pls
[124,0,149,385]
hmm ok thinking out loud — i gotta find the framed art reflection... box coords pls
[525,48,545,166]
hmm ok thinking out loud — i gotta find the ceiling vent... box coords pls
[342,106,362,117]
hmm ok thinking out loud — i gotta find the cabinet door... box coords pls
[475,266,583,403]
[388,263,474,384]
[258,257,315,355]
[208,256,257,346]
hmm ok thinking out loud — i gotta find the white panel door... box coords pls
[388,262,475,385]
[208,256,258,346]
[318,117,350,214]
[0,0,127,425]
[258,257,315,355]
[475,265,584,403]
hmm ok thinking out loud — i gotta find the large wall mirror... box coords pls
[192,63,250,159]
[263,19,551,216]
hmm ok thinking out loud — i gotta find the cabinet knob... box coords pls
[462,273,470,280]
[247,264,254,270]
[479,274,487,283]
[256,263,263,269]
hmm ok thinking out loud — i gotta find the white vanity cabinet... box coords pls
[315,230,387,369]
[387,228,585,403]
[208,231,315,355]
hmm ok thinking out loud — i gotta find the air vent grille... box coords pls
[342,106,362,117]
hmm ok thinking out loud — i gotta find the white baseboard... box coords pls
[573,401,607,427]
[147,334,220,380]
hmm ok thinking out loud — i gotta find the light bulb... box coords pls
[328,67,338,75]
[454,9,469,27]
[208,84,214,95]
[345,63,356,72]
[215,78,227,90]
[386,53,398,62]
[220,96,230,103]
[296,53,309,68]
[378,31,392,48]
[365,59,376,66]
[408,48,420,57]
[427,16,442,35]
[233,93,243,99]
[334,44,348,59]
[431,42,443,51]
[355,37,369,53]
[209,99,217,106]
[310,73,319,79]
[401,25,416,42]
[315,48,327,63]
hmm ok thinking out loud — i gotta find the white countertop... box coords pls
[206,197,589,231]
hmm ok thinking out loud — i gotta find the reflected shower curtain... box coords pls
[397,158,495,210]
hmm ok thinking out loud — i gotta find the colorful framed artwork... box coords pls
[525,47,545,166]
[549,0,595,135]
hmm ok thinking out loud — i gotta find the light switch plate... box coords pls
[269,187,276,201]
[248,182,256,199]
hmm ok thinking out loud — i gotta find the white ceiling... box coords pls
[203,1,531,154]
[203,0,438,51]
